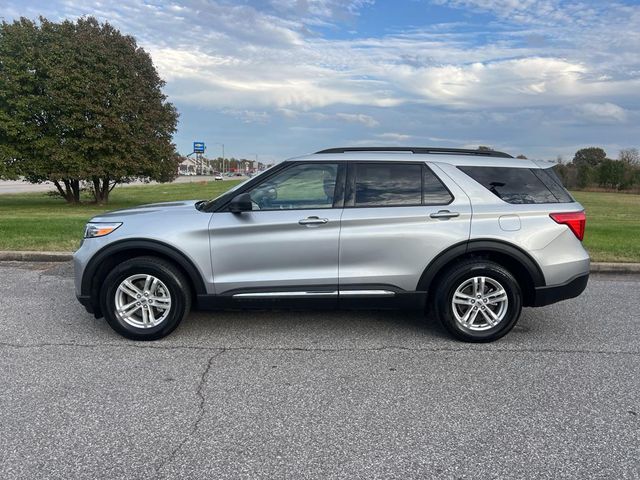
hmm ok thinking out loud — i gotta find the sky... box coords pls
[2,0,640,163]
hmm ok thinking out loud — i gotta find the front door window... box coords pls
[248,163,338,210]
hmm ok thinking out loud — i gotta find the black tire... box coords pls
[432,259,522,342]
[100,256,191,340]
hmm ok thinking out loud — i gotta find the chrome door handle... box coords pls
[298,216,329,226]
[430,210,460,219]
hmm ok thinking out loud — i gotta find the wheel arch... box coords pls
[81,239,207,316]
[417,239,545,307]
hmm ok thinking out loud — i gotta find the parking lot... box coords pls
[0,261,638,479]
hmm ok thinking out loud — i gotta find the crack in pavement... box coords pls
[154,348,226,478]
[0,341,638,356]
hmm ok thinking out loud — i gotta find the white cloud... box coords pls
[394,57,594,108]
[335,113,379,127]
[377,133,412,141]
[576,103,627,123]
[4,0,640,158]
[17,0,639,115]
[432,0,597,27]
[221,109,271,124]
[267,0,374,23]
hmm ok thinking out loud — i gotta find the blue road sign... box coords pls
[193,141,205,153]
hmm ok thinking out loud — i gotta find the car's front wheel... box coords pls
[433,260,522,342]
[100,256,191,340]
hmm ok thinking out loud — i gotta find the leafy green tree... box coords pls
[597,159,625,189]
[572,147,607,167]
[576,164,593,189]
[0,17,178,203]
[554,163,568,183]
[621,162,640,189]
[618,148,639,166]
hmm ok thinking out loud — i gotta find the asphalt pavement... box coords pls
[0,261,638,479]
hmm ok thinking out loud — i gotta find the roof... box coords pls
[316,147,513,158]
[287,147,553,168]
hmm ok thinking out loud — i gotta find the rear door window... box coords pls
[355,163,422,206]
[352,163,452,207]
[423,167,454,205]
[458,166,573,204]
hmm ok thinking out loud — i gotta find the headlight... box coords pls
[84,222,122,238]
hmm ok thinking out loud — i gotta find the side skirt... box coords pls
[195,286,427,311]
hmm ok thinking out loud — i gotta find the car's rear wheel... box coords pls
[433,260,522,342]
[101,256,191,340]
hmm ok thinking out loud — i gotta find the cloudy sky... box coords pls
[3,0,640,162]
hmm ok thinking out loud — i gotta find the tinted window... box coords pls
[355,163,422,206]
[459,166,572,204]
[532,168,574,203]
[423,167,453,205]
[248,163,337,210]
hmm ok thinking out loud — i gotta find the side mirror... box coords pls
[228,193,252,213]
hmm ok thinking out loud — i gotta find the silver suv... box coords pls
[74,147,589,342]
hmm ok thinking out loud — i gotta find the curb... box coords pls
[1,251,639,274]
[589,262,640,274]
[0,251,73,262]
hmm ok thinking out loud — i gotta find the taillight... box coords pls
[550,211,586,241]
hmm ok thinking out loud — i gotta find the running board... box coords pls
[339,290,395,297]
[233,291,338,298]
[232,289,396,299]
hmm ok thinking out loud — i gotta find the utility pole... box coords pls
[212,142,225,173]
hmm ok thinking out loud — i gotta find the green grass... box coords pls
[0,183,638,262]
[572,191,640,263]
[0,181,240,251]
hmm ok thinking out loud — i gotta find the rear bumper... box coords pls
[532,273,589,307]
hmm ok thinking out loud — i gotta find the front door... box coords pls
[209,162,344,297]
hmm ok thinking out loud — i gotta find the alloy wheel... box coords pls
[451,276,509,332]
[114,274,172,328]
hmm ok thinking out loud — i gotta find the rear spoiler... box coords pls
[531,158,560,169]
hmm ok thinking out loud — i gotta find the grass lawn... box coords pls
[0,181,241,252]
[571,191,640,263]
[0,182,638,262]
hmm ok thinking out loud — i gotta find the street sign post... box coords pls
[193,141,205,154]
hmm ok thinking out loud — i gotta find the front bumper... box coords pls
[76,294,97,315]
[532,273,589,307]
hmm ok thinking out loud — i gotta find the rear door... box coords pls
[338,161,471,293]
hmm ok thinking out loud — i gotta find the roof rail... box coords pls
[315,147,513,158]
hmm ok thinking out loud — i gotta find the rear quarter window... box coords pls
[458,166,574,204]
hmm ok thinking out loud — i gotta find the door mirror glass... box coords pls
[228,193,253,213]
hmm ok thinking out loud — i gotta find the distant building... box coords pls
[178,157,199,175]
